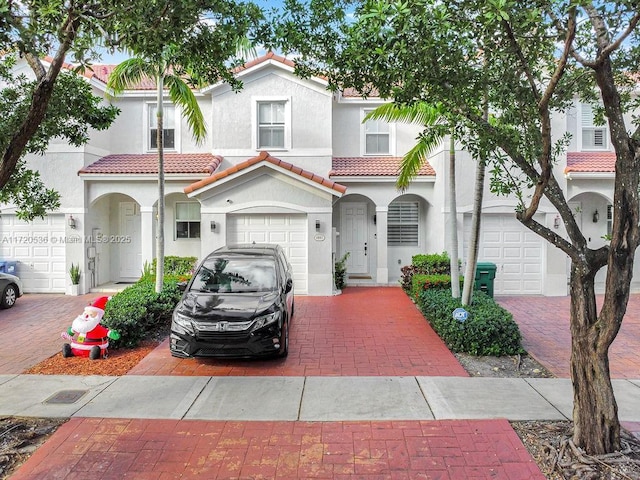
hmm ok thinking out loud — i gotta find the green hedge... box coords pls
[140,256,198,283]
[417,288,523,356]
[411,252,451,273]
[411,274,462,300]
[103,280,182,348]
[401,252,452,292]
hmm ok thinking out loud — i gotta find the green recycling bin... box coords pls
[474,262,497,298]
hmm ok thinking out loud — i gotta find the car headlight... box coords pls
[251,312,280,331]
[172,311,195,335]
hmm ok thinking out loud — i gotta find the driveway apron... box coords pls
[497,294,640,379]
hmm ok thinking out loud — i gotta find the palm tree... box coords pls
[107,49,207,293]
[364,103,462,298]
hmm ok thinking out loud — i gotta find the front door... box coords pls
[341,202,368,274]
[119,202,141,279]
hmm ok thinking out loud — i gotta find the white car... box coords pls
[0,273,23,309]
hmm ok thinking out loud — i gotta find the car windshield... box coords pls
[190,256,277,293]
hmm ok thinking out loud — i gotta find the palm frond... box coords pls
[165,75,207,144]
[105,58,154,98]
[396,134,442,190]
[364,102,443,126]
[235,37,258,62]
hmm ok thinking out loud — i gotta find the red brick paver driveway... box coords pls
[12,418,544,480]
[0,293,100,374]
[5,288,554,479]
[497,294,640,379]
[129,287,469,377]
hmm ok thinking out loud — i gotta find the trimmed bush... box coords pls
[417,288,523,356]
[103,280,182,349]
[140,256,198,283]
[411,274,463,300]
[400,252,452,292]
[411,252,451,273]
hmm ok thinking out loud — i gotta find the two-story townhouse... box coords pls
[0,52,631,297]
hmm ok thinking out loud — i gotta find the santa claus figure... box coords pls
[62,296,120,360]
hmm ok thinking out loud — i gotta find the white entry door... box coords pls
[340,202,368,274]
[119,202,141,279]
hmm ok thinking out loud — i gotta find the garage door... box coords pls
[227,214,308,294]
[0,214,66,293]
[471,214,543,295]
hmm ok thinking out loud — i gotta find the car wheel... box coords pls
[0,284,17,309]
[277,319,289,358]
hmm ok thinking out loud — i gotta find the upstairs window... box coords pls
[388,201,419,246]
[581,103,607,150]
[149,104,175,150]
[363,109,391,155]
[175,202,201,239]
[258,101,286,149]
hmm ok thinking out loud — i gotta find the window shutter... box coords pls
[388,202,419,246]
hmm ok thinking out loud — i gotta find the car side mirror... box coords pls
[285,278,293,293]
[177,281,188,292]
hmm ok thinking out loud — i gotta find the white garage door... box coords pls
[474,214,543,295]
[227,214,308,294]
[0,214,66,292]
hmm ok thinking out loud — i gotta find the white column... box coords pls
[376,207,389,284]
[140,206,154,267]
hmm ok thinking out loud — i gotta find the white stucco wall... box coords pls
[210,68,333,175]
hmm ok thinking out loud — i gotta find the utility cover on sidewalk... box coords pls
[44,390,88,405]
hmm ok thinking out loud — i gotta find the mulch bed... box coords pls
[23,339,161,376]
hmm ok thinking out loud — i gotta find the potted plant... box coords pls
[334,252,350,291]
[69,263,81,295]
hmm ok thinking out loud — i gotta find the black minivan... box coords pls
[170,244,294,359]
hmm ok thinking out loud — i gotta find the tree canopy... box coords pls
[0,0,264,220]
[273,0,640,454]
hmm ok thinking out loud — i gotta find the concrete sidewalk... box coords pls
[2,374,640,423]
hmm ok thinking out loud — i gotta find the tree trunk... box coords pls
[155,77,165,294]
[461,156,485,306]
[448,134,460,299]
[569,264,620,453]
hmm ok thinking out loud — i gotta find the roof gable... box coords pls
[184,151,346,195]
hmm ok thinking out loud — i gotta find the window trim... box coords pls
[252,96,291,151]
[579,103,608,151]
[361,108,395,156]
[175,201,201,240]
[145,102,180,153]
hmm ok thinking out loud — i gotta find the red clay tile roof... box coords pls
[79,154,222,175]
[341,87,381,99]
[234,51,296,73]
[88,53,303,91]
[330,157,436,177]
[184,151,347,195]
[565,152,615,173]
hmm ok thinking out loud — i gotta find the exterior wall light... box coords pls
[553,214,561,229]
[593,210,599,223]
[210,221,216,232]
[315,220,321,232]
[68,215,77,229]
